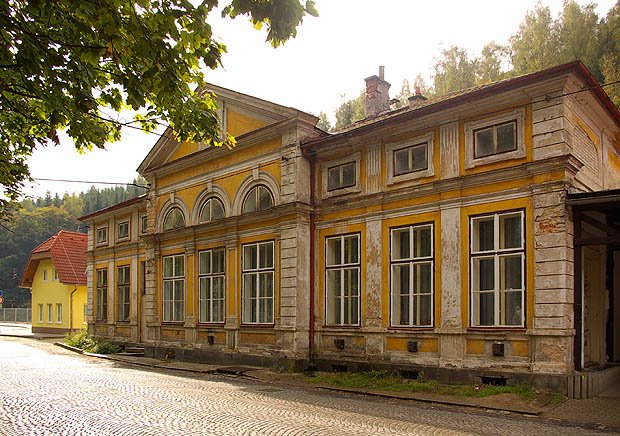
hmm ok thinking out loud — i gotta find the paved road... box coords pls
[0,337,617,436]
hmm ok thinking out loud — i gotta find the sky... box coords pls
[24,0,617,198]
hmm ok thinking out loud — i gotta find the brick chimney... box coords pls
[364,66,391,118]
[408,85,428,109]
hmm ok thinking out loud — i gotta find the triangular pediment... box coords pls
[138,84,311,174]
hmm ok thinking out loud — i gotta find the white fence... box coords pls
[0,308,31,323]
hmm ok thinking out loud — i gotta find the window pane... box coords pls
[414,263,432,294]
[163,257,173,278]
[411,144,428,171]
[414,226,432,258]
[500,214,522,249]
[199,251,210,275]
[474,257,495,291]
[476,291,495,326]
[243,274,256,323]
[414,294,432,326]
[258,186,273,210]
[243,245,257,270]
[475,128,494,158]
[174,256,184,276]
[343,267,358,298]
[200,201,212,222]
[341,162,356,187]
[242,188,257,213]
[474,217,494,252]
[327,166,340,190]
[326,269,341,324]
[497,122,516,153]
[344,235,358,264]
[211,199,225,219]
[326,238,341,266]
[259,272,273,298]
[394,148,410,176]
[501,254,522,290]
[392,228,410,260]
[502,290,523,326]
[259,242,274,268]
[199,277,208,322]
[212,249,225,274]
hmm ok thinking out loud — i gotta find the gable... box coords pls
[139,84,311,174]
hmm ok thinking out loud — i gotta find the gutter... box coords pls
[301,147,317,370]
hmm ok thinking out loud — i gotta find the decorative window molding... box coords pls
[390,223,434,327]
[158,199,189,232]
[233,172,280,215]
[242,241,275,324]
[192,185,230,224]
[470,210,525,328]
[464,108,525,169]
[321,152,361,198]
[198,248,226,323]
[117,220,130,241]
[325,233,360,326]
[96,225,108,245]
[386,133,434,184]
[242,185,274,214]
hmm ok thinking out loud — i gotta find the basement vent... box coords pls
[492,342,505,357]
[332,364,348,373]
[207,335,215,345]
[334,338,345,350]
[407,340,418,353]
[480,375,507,386]
[399,370,419,380]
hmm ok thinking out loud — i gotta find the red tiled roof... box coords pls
[30,230,87,285]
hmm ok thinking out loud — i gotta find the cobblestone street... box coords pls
[0,337,617,436]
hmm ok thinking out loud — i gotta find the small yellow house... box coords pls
[20,231,88,334]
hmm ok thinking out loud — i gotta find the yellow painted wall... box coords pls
[30,259,84,331]
[227,110,269,137]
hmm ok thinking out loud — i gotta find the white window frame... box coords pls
[56,303,62,324]
[199,197,226,223]
[242,185,274,214]
[470,210,525,328]
[242,241,275,325]
[42,269,48,282]
[140,214,148,235]
[117,220,130,241]
[198,248,226,324]
[386,133,434,185]
[53,268,58,281]
[464,108,525,169]
[163,254,185,322]
[95,268,108,322]
[83,304,88,324]
[96,226,108,245]
[390,223,434,327]
[38,304,43,323]
[163,207,186,231]
[321,152,361,198]
[325,233,361,326]
[116,265,131,322]
[47,303,52,323]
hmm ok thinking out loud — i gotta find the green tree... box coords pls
[510,3,561,75]
[433,46,477,96]
[599,1,620,107]
[0,0,317,219]
[476,42,509,85]
[316,111,333,132]
[334,92,365,130]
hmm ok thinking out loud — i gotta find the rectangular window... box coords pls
[56,303,62,324]
[198,248,226,324]
[42,269,48,282]
[83,304,88,324]
[53,268,58,281]
[140,214,148,235]
[163,255,184,322]
[117,220,130,240]
[470,211,525,327]
[38,304,43,323]
[327,161,356,191]
[393,143,428,176]
[325,234,360,326]
[474,120,517,159]
[96,226,108,244]
[47,303,53,323]
[242,241,274,324]
[390,224,434,327]
[116,266,130,322]
[96,268,108,322]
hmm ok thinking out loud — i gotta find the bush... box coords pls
[65,330,121,354]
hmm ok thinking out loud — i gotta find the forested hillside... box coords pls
[0,179,146,307]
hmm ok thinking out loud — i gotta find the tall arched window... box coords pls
[163,207,185,231]
[199,197,225,223]
[242,185,273,214]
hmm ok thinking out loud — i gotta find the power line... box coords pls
[32,178,149,189]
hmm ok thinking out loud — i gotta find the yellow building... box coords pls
[20,231,88,334]
[80,61,620,397]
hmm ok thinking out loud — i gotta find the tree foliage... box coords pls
[334,92,365,130]
[0,0,317,218]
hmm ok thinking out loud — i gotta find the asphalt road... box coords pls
[0,336,617,436]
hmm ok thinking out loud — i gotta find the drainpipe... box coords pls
[70,286,77,335]
[302,146,317,370]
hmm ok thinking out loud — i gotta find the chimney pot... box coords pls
[379,65,385,80]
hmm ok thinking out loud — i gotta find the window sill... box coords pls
[388,326,435,332]
[197,322,226,327]
[467,327,526,333]
[240,323,275,329]
[322,324,361,329]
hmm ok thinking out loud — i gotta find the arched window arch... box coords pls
[199,197,225,223]
[163,207,186,231]
[242,185,273,214]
